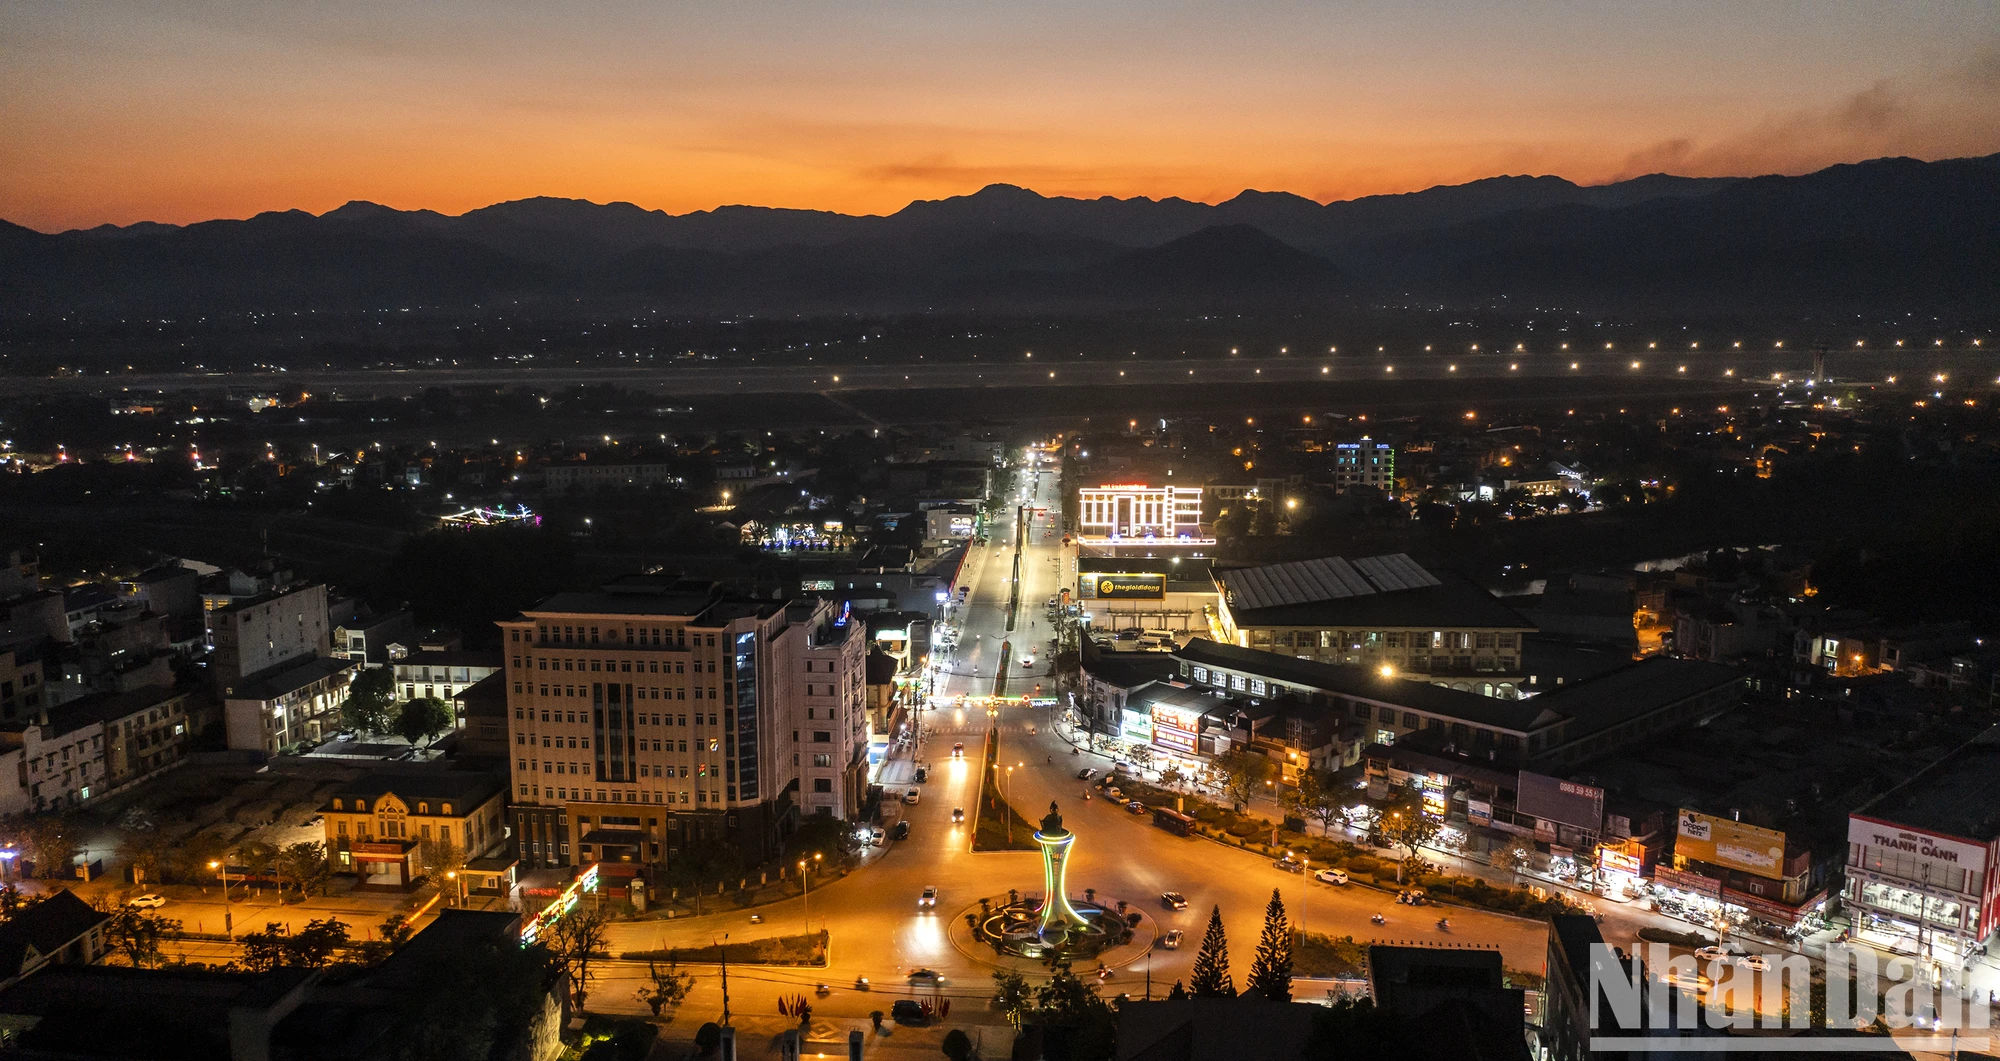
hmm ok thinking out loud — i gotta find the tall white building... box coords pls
[498,579,866,871]
[1076,483,1204,541]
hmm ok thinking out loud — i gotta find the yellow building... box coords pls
[322,772,507,889]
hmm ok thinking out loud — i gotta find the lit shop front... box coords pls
[1650,809,1828,940]
[1845,814,1996,968]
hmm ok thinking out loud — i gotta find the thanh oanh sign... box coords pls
[1676,809,1788,879]
[1080,573,1165,600]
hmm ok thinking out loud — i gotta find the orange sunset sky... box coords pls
[4,0,1998,232]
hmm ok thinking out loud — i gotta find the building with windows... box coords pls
[498,578,866,873]
[1075,483,1205,542]
[393,650,502,707]
[223,657,356,755]
[0,685,197,815]
[207,582,329,693]
[1845,728,2000,968]
[1332,439,1395,493]
[0,646,50,722]
[1212,554,1537,697]
[321,771,509,888]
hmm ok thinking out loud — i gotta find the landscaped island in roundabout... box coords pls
[969,801,1136,961]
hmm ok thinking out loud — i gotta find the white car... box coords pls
[1315,868,1349,886]
[919,886,938,909]
[904,790,921,805]
[126,894,168,909]
[1692,946,1729,963]
[1734,955,1770,971]
[1161,929,1185,949]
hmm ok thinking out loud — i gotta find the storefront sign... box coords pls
[1467,799,1493,826]
[1079,573,1166,600]
[1121,708,1155,744]
[1848,816,1987,871]
[1598,847,1642,875]
[1152,705,1201,755]
[1676,809,1787,880]
[1654,865,1722,898]
[1517,771,1605,832]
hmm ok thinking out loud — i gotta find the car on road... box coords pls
[919,886,937,909]
[1104,787,1122,800]
[890,999,929,1025]
[126,894,168,909]
[1126,801,1145,814]
[1020,657,1035,669]
[891,821,911,841]
[748,913,764,924]
[1076,768,1097,781]
[1693,946,1729,963]
[952,743,965,758]
[1661,970,1712,994]
[904,790,921,805]
[912,767,927,783]
[1735,955,1770,971]
[1315,868,1349,886]
[952,808,965,823]
[906,968,947,985]
[1161,892,1188,910]
[870,827,885,847]
[1162,930,1185,949]
[334,732,355,743]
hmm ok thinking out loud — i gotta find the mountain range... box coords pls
[3,154,1996,317]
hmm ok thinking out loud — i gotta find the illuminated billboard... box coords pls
[1079,573,1166,600]
[1676,809,1787,879]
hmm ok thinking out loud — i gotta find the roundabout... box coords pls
[946,801,1160,974]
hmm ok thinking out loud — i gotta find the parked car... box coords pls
[952,807,965,823]
[904,790,921,805]
[891,821,911,841]
[1315,868,1349,886]
[334,732,355,743]
[1693,946,1729,963]
[1077,768,1097,781]
[1735,955,1770,971]
[1126,801,1146,814]
[126,894,168,909]
[919,886,937,908]
[913,767,928,783]
[869,827,885,847]
[890,999,928,1025]
[1162,929,1185,949]
[1161,891,1189,910]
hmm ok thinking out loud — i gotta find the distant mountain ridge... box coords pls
[3,154,1996,315]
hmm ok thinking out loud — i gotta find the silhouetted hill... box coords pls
[3,154,1993,316]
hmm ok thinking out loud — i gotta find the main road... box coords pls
[602,446,1552,1024]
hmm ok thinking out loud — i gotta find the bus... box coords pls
[1151,807,1196,836]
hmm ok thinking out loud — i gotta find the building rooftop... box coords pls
[392,649,502,670]
[1855,726,2000,842]
[1176,638,1560,733]
[227,655,354,701]
[0,964,313,1058]
[0,891,109,980]
[210,581,319,616]
[1525,657,1745,743]
[1219,564,1535,631]
[454,672,508,720]
[319,768,506,811]
[43,684,182,738]
[1219,553,1440,610]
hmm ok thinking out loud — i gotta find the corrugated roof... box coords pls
[1219,554,1440,612]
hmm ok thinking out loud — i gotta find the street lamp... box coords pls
[1005,766,1017,844]
[446,870,466,907]
[799,853,821,934]
[209,860,233,939]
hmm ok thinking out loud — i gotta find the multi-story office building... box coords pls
[1332,439,1395,493]
[499,578,866,872]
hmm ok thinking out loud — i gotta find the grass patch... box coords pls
[1637,926,1715,949]
[622,930,828,966]
[570,1015,659,1061]
[1294,932,1371,979]
[971,730,1039,851]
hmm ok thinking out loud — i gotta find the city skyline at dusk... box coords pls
[7,0,1999,231]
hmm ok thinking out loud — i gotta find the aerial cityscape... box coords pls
[2,3,1998,1060]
